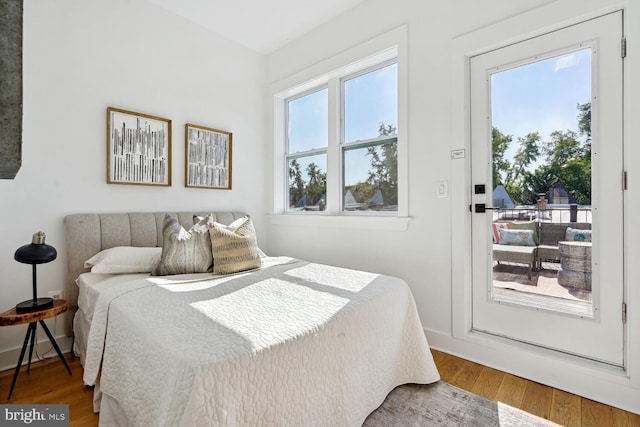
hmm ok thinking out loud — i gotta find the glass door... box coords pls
[470,11,624,365]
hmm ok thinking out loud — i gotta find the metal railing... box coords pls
[492,204,592,223]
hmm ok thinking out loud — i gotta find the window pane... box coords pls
[344,63,397,143]
[490,48,593,315]
[491,48,591,205]
[288,153,327,211]
[342,140,397,212]
[288,89,328,153]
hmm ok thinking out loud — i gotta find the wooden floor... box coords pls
[0,351,638,426]
[432,350,640,427]
[0,354,98,426]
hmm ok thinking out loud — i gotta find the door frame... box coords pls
[448,0,637,413]
[468,12,623,365]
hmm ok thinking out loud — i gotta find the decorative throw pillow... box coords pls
[565,227,592,242]
[498,229,536,246]
[209,216,261,275]
[151,214,214,276]
[84,246,162,274]
[196,214,269,258]
[509,221,539,245]
[492,222,510,244]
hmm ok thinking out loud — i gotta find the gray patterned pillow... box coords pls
[210,217,261,275]
[151,214,214,276]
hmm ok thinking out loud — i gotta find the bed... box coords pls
[64,211,439,426]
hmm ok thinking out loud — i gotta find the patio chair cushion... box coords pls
[509,221,539,245]
[498,229,536,247]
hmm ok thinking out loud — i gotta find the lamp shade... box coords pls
[15,232,57,264]
[14,232,57,313]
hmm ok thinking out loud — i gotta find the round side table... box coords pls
[0,299,72,399]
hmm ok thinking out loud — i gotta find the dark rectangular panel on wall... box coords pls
[0,0,23,179]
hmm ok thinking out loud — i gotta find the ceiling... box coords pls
[145,0,369,54]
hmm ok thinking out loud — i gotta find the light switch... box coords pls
[437,180,448,198]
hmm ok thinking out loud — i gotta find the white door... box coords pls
[470,11,624,365]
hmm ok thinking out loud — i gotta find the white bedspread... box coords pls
[83,257,439,426]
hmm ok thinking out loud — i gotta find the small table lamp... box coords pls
[14,231,57,313]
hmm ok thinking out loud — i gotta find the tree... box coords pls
[378,123,397,137]
[305,162,326,205]
[349,182,375,205]
[576,101,592,162]
[288,159,305,206]
[513,132,541,176]
[365,123,398,206]
[545,130,582,170]
[491,127,512,189]
[491,102,592,206]
[572,102,592,203]
[577,102,591,142]
[520,165,555,205]
[504,132,540,203]
[287,160,327,208]
[559,158,591,205]
[542,129,591,204]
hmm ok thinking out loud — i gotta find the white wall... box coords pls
[265,0,640,414]
[0,0,267,368]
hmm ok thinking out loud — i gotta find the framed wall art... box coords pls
[185,123,232,189]
[107,107,172,186]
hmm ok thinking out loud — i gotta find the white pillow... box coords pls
[219,216,251,232]
[84,246,162,274]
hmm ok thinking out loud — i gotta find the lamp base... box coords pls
[16,298,54,313]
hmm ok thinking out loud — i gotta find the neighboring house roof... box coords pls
[547,182,577,205]
[344,189,357,205]
[368,188,385,206]
[492,185,515,209]
[295,194,308,207]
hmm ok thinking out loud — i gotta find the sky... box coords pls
[491,47,592,168]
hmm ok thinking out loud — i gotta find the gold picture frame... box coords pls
[185,123,232,189]
[107,107,172,186]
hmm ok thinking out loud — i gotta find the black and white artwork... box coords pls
[185,124,232,189]
[107,107,172,186]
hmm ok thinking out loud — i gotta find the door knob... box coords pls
[475,204,497,213]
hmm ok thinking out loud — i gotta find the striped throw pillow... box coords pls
[210,217,261,275]
[492,222,510,244]
[151,214,214,276]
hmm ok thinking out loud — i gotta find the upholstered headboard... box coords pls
[63,211,248,334]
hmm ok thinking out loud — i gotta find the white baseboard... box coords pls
[0,335,73,373]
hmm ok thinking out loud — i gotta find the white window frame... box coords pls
[284,85,329,211]
[271,26,409,230]
[340,59,399,213]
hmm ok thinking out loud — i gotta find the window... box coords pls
[342,62,398,212]
[272,26,407,224]
[286,88,328,211]
[284,61,398,214]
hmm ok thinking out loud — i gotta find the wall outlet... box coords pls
[48,290,64,300]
